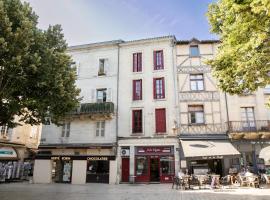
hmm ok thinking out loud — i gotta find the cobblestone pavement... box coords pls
[0,183,270,200]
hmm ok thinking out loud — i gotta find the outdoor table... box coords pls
[181,175,191,190]
[195,175,209,189]
[209,174,220,188]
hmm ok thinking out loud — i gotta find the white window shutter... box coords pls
[106,88,112,102]
[104,59,109,75]
[91,89,96,103]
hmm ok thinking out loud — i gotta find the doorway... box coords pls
[121,157,130,182]
[150,158,160,182]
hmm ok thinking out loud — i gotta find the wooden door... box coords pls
[121,157,130,182]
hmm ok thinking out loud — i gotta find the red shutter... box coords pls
[132,80,136,100]
[133,53,137,72]
[139,79,142,100]
[153,51,157,70]
[153,78,156,99]
[138,53,142,72]
[161,50,164,69]
[132,110,135,133]
[162,77,165,98]
[155,108,166,133]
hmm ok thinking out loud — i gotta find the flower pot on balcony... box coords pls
[229,133,244,140]
[243,132,261,140]
[261,132,270,139]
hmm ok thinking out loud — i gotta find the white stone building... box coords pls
[33,40,122,184]
[117,36,180,183]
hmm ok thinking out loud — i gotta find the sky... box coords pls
[24,0,218,46]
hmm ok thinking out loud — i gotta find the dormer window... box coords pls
[190,45,200,57]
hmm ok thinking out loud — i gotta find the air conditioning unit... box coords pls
[121,149,130,156]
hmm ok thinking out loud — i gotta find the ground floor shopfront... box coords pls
[231,140,270,173]
[118,138,179,183]
[33,146,117,184]
[179,140,241,176]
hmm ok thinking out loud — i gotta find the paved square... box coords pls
[0,183,270,200]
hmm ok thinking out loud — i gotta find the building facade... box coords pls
[0,118,41,182]
[117,36,179,183]
[33,41,121,184]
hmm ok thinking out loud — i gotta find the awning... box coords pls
[180,140,240,159]
[259,146,270,165]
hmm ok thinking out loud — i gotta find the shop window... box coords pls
[160,156,174,175]
[133,52,142,72]
[86,160,109,183]
[52,160,72,183]
[136,156,148,176]
[132,110,142,133]
[61,122,70,137]
[96,121,105,137]
[188,105,204,124]
[133,79,142,100]
[153,77,165,99]
[190,74,204,91]
[96,89,107,103]
[154,50,164,70]
[190,45,200,57]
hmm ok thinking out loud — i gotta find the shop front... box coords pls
[134,146,175,183]
[180,140,240,176]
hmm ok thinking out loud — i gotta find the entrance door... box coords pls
[121,157,130,182]
[150,158,160,182]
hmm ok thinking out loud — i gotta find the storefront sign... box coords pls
[51,156,60,160]
[202,155,223,159]
[136,146,173,155]
[0,147,17,158]
[87,157,108,161]
[62,157,71,160]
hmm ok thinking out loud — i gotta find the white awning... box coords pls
[180,140,240,159]
[259,146,270,165]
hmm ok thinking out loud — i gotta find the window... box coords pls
[241,107,255,129]
[188,105,204,124]
[153,77,165,99]
[96,89,107,103]
[190,45,200,57]
[30,126,38,138]
[133,80,142,100]
[0,125,8,136]
[135,156,148,176]
[154,50,164,70]
[160,156,174,175]
[98,59,106,76]
[133,53,142,72]
[96,121,105,137]
[155,108,166,133]
[190,74,204,91]
[132,110,142,133]
[61,122,70,137]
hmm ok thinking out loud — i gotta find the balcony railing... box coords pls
[179,123,227,135]
[68,102,114,118]
[227,120,270,132]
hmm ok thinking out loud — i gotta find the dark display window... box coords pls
[160,156,174,175]
[86,160,109,183]
[52,160,72,183]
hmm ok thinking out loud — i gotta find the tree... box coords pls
[207,0,270,97]
[0,0,80,127]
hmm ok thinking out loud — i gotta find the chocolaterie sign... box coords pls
[135,146,174,155]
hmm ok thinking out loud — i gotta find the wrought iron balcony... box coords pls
[227,121,270,132]
[227,120,270,140]
[179,123,227,135]
[68,102,114,119]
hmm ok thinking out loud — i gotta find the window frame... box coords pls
[189,45,200,57]
[133,52,142,72]
[188,105,205,125]
[96,121,105,137]
[98,58,106,76]
[153,77,165,99]
[61,122,71,137]
[133,79,142,100]
[153,50,164,70]
[132,110,143,134]
[190,74,204,91]
[96,88,107,103]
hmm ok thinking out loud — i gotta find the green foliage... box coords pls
[0,0,80,127]
[207,0,270,95]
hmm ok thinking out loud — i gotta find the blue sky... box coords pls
[25,0,217,46]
